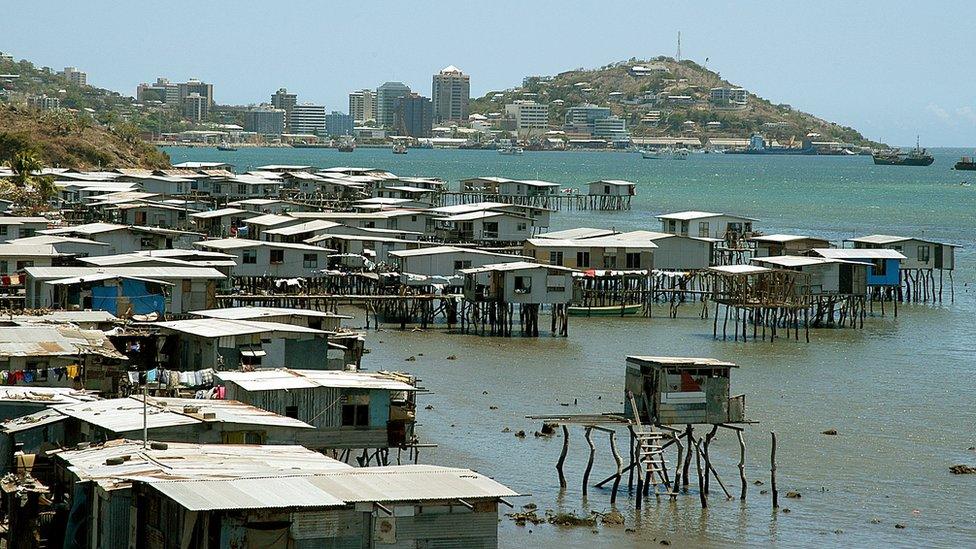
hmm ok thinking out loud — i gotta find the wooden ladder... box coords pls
[628,391,672,494]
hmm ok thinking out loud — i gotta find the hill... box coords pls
[471,57,880,147]
[0,104,170,169]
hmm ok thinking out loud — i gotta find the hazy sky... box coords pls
[4,1,975,146]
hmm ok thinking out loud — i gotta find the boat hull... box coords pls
[954,162,976,171]
[568,304,642,317]
[873,156,934,166]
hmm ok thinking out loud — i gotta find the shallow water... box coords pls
[166,146,976,547]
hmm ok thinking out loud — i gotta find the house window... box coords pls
[242,250,257,264]
[270,249,284,264]
[698,222,710,237]
[341,404,369,427]
[212,183,222,193]
[517,222,527,232]
[237,184,247,195]
[604,185,611,194]
[626,252,642,269]
[873,259,887,276]
[303,253,318,268]
[680,221,689,236]
[285,405,299,419]
[917,245,930,263]
[668,220,676,233]
[20,228,34,238]
[0,261,6,273]
[244,432,263,444]
[453,260,472,270]
[576,251,590,267]
[549,251,564,266]
[603,255,617,268]
[0,226,7,236]
[483,221,499,239]
[514,276,531,294]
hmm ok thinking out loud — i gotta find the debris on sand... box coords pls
[786,491,801,499]
[446,355,457,360]
[950,464,976,474]
[535,422,558,437]
[405,356,416,361]
[753,480,764,485]
[895,523,906,529]
[502,427,511,433]
[822,429,838,436]
[424,404,433,410]
[547,511,597,527]
[506,510,545,526]
[514,430,526,438]
[599,510,625,526]
[489,405,499,410]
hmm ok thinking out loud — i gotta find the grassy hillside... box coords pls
[0,104,170,169]
[472,57,880,146]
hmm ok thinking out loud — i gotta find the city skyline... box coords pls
[3,0,975,145]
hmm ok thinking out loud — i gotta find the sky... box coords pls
[3,1,976,146]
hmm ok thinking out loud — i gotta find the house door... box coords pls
[839,264,853,294]
[934,245,943,269]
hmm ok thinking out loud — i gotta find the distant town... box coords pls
[0,51,876,153]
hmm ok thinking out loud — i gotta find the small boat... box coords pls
[216,142,237,151]
[641,149,664,159]
[568,303,642,317]
[498,147,523,156]
[337,136,356,153]
[673,147,689,159]
[393,142,407,154]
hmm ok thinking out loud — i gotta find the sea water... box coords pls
[165,147,976,547]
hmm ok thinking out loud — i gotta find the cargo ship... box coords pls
[953,155,976,170]
[872,138,934,166]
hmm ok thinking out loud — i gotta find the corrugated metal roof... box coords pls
[628,356,737,368]
[56,439,350,489]
[707,264,772,275]
[0,325,125,358]
[0,244,64,257]
[194,238,329,252]
[25,266,226,281]
[536,227,617,240]
[146,465,518,511]
[189,306,351,321]
[1,408,68,433]
[216,369,417,392]
[189,208,249,219]
[389,246,514,258]
[0,386,99,404]
[813,248,907,260]
[749,234,826,243]
[460,261,575,274]
[154,318,327,338]
[53,395,314,433]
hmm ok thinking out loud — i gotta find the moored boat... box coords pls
[872,137,934,166]
[568,303,642,317]
[498,146,523,156]
[954,155,976,170]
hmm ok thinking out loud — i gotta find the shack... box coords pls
[624,356,746,425]
[845,234,957,271]
[217,368,420,451]
[0,324,126,392]
[153,318,332,371]
[193,238,333,279]
[750,234,832,257]
[460,261,575,336]
[752,255,868,296]
[389,246,525,278]
[656,211,758,240]
[189,207,254,237]
[39,273,172,318]
[587,179,636,197]
[809,248,904,288]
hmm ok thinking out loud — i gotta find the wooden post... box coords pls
[609,430,623,504]
[704,425,718,494]
[693,439,707,508]
[682,425,693,491]
[628,427,635,490]
[557,424,569,489]
[737,430,747,500]
[582,427,595,496]
[770,431,778,509]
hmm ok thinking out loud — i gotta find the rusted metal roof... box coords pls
[216,369,417,392]
[0,325,125,359]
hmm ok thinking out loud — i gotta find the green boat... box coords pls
[568,303,642,317]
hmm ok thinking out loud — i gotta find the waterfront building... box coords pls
[503,100,549,133]
[389,246,523,278]
[749,234,832,257]
[564,104,612,134]
[59,66,86,86]
[243,106,286,136]
[376,81,411,129]
[271,87,298,131]
[290,103,327,135]
[348,88,376,124]
[193,238,331,278]
[656,211,758,240]
[844,234,957,272]
[752,255,869,297]
[435,210,534,244]
[325,110,354,137]
[625,356,746,425]
[809,248,905,288]
[431,65,470,123]
[592,115,628,139]
[394,93,433,137]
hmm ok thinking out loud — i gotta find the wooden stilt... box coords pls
[557,424,569,489]
[693,439,707,508]
[582,427,595,496]
[770,431,779,509]
[609,430,623,504]
[737,430,747,500]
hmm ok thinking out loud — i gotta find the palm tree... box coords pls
[9,150,43,188]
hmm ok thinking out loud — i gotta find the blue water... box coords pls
[165,146,976,548]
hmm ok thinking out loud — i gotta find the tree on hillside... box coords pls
[3,150,56,213]
[10,150,43,188]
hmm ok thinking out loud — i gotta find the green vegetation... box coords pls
[471,57,881,147]
[1,149,56,214]
[0,104,170,170]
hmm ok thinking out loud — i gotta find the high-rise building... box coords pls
[504,101,550,131]
[431,65,470,124]
[375,82,411,129]
[182,93,209,121]
[60,66,87,86]
[290,104,327,135]
[592,116,628,139]
[271,88,298,131]
[564,104,612,134]
[348,89,376,124]
[29,94,61,110]
[137,78,180,105]
[244,106,286,136]
[394,93,432,138]
[178,79,213,105]
[325,112,354,137]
